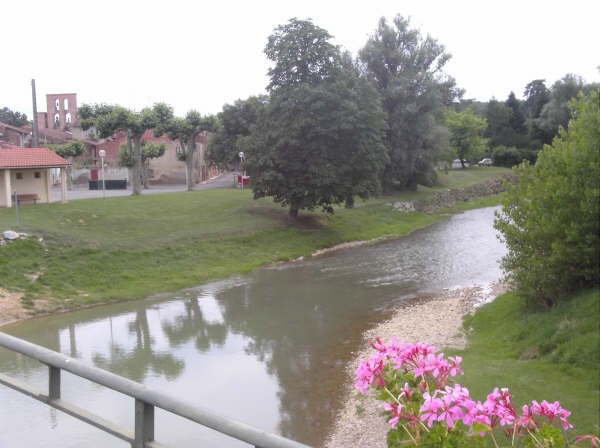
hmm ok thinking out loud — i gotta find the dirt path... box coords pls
[0,289,30,327]
[324,283,508,448]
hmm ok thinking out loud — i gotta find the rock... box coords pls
[393,201,416,212]
[3,230,19,240]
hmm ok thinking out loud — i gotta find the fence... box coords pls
[0,332,310,448]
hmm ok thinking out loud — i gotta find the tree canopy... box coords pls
[153,104,217,191]
[0,107,29,127]
[359,15,459,190]
[444,109,487,167]
[494,89,600,306]
[79,103,161,195]
[206,95,268,168]
[265,18,340,92]
[246,19,387,220]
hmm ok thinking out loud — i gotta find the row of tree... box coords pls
[206,16,597,219]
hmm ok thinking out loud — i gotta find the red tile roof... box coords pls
[0,147,71,169]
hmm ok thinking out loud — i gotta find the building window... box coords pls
[55,99,60,111]
[54,114,60,128]
[66,112,72,123]
[64,98,69,110]
[16,173,23,180]
[34,172,41,178]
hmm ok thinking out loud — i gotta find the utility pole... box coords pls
[31,79,39,147]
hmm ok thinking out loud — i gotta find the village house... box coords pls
[2,92,220,187]
[0,147,70,207]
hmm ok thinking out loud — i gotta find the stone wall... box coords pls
[392,173,516,213]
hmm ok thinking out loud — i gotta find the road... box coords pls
[52,172,241,202]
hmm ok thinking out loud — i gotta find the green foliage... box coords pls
[79,103,167,195]
[495,90,600,305]
[265,18,340,91]
[444,109,488,166]
[491,145,535,168]
[458,289,599,436]
[152,104,217,190]
[359,15,459,190]
[49,140,86,159]
[206,95,268,167]
[247,60,388,218]
[248,19,388,219]
[0,106,29,127]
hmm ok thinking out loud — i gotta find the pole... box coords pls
[102,156,106,199]
[13,190,19,227]
[31,80,39,148]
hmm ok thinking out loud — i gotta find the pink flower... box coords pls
[355,353,385,393]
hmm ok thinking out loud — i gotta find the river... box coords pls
[0,206,505,447]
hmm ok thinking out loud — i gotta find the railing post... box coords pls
[134,399,154,448]
[48,366,61,400]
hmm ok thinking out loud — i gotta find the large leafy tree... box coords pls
[80,104,161,195]
[494,90,600,306]
[0,107,29,127]
[246,19,387,220]
[444,109,488,168]
[359,15,459,190]
[153,104,217,191]
[265,17,340,91]
[206,95,267,168]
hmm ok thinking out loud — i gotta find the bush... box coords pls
[494,90,600,306]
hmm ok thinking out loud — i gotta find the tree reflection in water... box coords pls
[93,308,184,382]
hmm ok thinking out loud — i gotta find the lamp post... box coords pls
[238,152,245,191]
[99,149,106,199]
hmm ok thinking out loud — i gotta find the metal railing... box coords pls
[0,332,310,448]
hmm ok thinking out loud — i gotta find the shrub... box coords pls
[494,90,600,306]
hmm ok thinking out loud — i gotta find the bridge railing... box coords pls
[0,332,311,448]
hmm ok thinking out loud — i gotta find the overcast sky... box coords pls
[3,0,598,119]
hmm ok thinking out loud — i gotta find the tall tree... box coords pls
[265,18,340,92]
[505,92,526,134]
[153,104,217,191]
[444,109,488,168]
[523,79,551,146]
[534,74,596,144]
[247,20,387,220]
[359,15,460,190]
[206,95,268,168]
[0,107,29,127]
[80,104,160,195]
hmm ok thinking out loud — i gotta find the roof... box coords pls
[0,147,72,169]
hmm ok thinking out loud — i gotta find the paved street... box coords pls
[51,172,240,202]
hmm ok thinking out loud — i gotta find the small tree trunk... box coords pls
[288,207,299,221]
[185,141,197,192]
[131,137,143,195]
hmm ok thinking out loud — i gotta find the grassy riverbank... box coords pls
[0,167,508,313]
[455,288,600,438]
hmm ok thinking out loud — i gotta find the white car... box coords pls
[478,158,493,166]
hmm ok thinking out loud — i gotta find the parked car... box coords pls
[478,158,493,166]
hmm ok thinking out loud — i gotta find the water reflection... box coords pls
[0,207,505,447]
[92,309,185,382]
[161,295,227,352]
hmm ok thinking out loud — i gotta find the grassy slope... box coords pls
[0,167,509,309]
[451,289,600,438]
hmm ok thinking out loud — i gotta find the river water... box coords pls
[0,207,505,447]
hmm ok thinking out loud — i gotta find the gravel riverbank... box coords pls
[324,283,508,448]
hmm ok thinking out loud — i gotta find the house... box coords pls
[0,147,71,207]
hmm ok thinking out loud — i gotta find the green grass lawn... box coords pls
[450,289,600,440]
[0,168,510,310]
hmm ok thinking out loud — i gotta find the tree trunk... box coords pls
[288,207,299,221]
[186,142,196,192]
[131,136,143,195]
